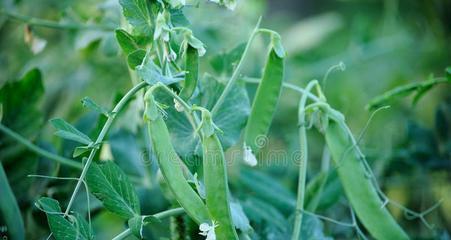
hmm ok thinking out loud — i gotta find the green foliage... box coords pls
[0,164,24,240]
[37,197,93,240]
[0,68,43,139]
[0,0,449,239]
[86,161,140,219]
[367,68,450,110]
[119,0,153,37]
[50,118,93,145]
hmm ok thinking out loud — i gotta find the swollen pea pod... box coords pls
[197,108,239,240]
[144,90,210,224]
[0,163,25,240]
[325,120,409,240]
[243,48,284,153]
[179,45,198,100]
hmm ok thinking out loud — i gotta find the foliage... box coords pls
[0,0,450,239]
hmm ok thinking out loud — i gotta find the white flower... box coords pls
[243,144,257,167]
[199,221,218,240]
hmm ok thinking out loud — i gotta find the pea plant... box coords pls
[1,1,449,240]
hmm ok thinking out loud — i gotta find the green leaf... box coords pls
[50,118,93,145]
[366,71,451,110]
[0,163,24,240]
[37,197,92,240]
[119,0,153,36]
[128,215,160,238]
[86,161,140,219]
[0,68,43,142]
[160,74,249,157]
[170,8,190,27]
[73,144,99,158]
[127,49,146,69]
[115,29,139,55]
[242,197,287,231]
[137,57,183,85]
[81,97,109,117]
[210,43,246,76]
[239,168,296,214]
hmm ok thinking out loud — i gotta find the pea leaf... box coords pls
[242,197,287,231]
[119,0,153,36]
[137,57,183,85]
[0,68,43,140]
[36,197,92,240]
[170,8,190,27]
[115,29,139,55]
[81,97,109,117]
[160,74,250,158]
[210,43,246,76]
[238,168,296,214]
[50,118,93,145]
[86,161,140,219]
[127,49,146,69]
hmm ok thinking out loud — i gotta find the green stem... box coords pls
[112,208,185,240]
[0,9,115,31]
[64,81,148,216]
[211,17,262,115]
[292,80,320,240]
[242,77,321,102]
[0,123,82,169]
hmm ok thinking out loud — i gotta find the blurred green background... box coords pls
[0,0,450,239]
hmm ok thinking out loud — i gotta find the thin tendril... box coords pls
[322,61,346,92]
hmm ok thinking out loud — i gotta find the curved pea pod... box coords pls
[243,48,284,153]
[199,110,239,239]
[144,92,210,224]
[325,121,409,240]
[179,45,198,100]
[0,164,25,240]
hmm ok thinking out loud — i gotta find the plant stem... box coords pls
[292,80,320,240]
[0,9,115,31]
[242,77,321,102]
[211,17,262,116]
[0,123,82,169]
[112,208,185,240]
[111,229,131,240]
[64,81,148,216]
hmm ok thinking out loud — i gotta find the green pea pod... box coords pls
[243,48,284,153]
[179,45,198,101]
[199,109,238,239]
[325,121,409,240]
[144,92,210,224]
[0,163,25,240]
